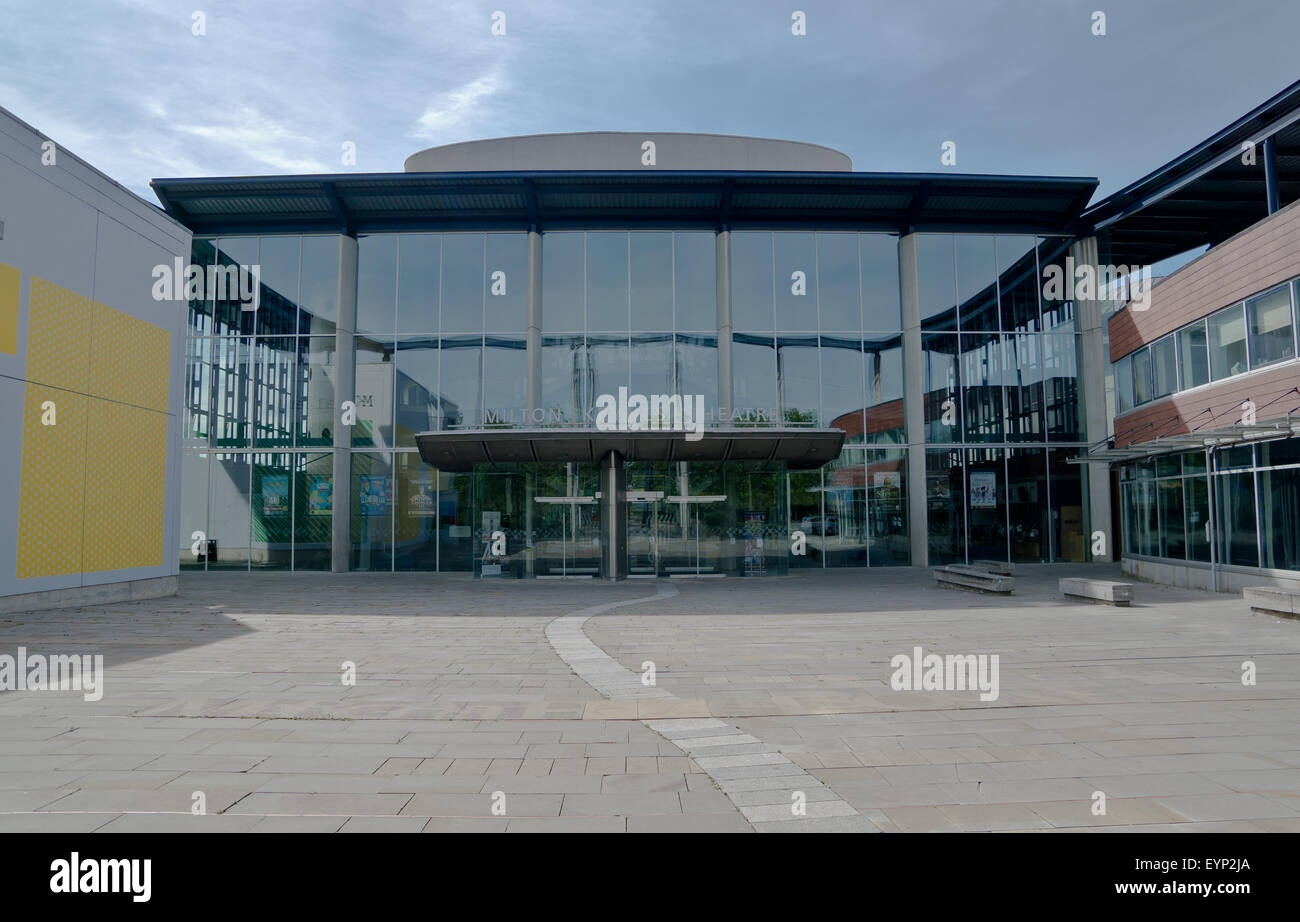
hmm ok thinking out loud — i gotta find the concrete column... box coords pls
[331,234,359,573]
[599,450,627,580]
[1070,235,1114,563]
[526,229,542,417]
[715,230,733,420]
[899,233,928,568]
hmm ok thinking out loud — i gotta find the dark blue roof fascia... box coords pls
[151,169,1099,238]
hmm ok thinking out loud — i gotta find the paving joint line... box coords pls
[543,582,878,833]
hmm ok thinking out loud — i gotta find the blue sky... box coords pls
[2,0,1298,206]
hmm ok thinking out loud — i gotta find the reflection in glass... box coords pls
[486,233,528,333]
[1216,471,1259,567]
[439,336,482,429]
[483,336,527,426]
[441,233,485,333]
[630,232,672,331]
[297,336,336,446]
[918,234,957,330]
[352,336,395,448]
[397,234,440,334]
[1004,332,1043,442]
[774,232,817,331]
[541,335,585,425]
[294,452,332,570]
[731,232,774,332]
[298,235,339,335]
[966,448,1006,562]
[542,232,585,331]
[997,236,1039,332]
[1177,320,1209,390]
[1043,334,1081,441]
[1208,304,1249,380]
[1247,285,1295,369]
[207,452,251,569]
[1007,448,1046,561]
[861,234,901,331]
[356,234,397,334]
[926,448,964,564]
[252,452,292,569]
[351,452,393,571]
[586,232,629,333]
[257,236,300,336]
[674,232,716,331]
[820,336,863,441]
[776,336,820,426]
[816,233,859,331]
[395,453,438,571]
[922,332,960,443]
[395,337,440,446]
[867,447,909,564]
[961,331,1003,442]
[864,335,904,444]
[956,235,998,332]
[732,334,777,424]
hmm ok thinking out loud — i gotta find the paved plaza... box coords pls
[1,565,1298,832]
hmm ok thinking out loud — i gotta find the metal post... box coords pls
[1264,136,1281,216]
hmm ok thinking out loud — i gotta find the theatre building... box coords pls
[140,81,1300,585]
[151,131,1105,580]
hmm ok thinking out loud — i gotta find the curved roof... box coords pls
[405,131,852,173]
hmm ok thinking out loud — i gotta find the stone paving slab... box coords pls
[0,566,1297,832]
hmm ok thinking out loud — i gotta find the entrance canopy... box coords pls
[415,427,846,472]
[1067,417,1300,464]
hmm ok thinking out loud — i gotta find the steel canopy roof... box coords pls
[151,170,1098,236]
[1082,78,1300,267]
[415,427,848,472]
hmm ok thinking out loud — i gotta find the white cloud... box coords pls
[412,66,508,143]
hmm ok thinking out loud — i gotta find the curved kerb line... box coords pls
[544,583,877,833]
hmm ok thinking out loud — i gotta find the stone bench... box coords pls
[1059,577,1133,606]
[934,566,1015,594]
[1243,587,1300,619]
[957,561,1015,576]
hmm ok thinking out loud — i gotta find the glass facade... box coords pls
[181,226,1091,574]
[917,234,1088,563]
[1120,441,1300,574]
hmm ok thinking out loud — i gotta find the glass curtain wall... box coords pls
[918,234,1087,564]
[732,231,908,567]
[182,234,340,571]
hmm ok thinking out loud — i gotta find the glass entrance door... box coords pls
[533,496,599,576]
[627,490,664,577]
[664,494,727,576]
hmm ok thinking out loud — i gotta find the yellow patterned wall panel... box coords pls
[16,276,172,579]
[83,399,168,572]
[16,385,87,578]
[27,277,92,393]
[0,261,18,355]
[87,302,171,413]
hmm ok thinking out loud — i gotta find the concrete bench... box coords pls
[934,566,1015,594]
[1243,587,1300,619]
[968,560,1015,576]
[1059,577,1133,606]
